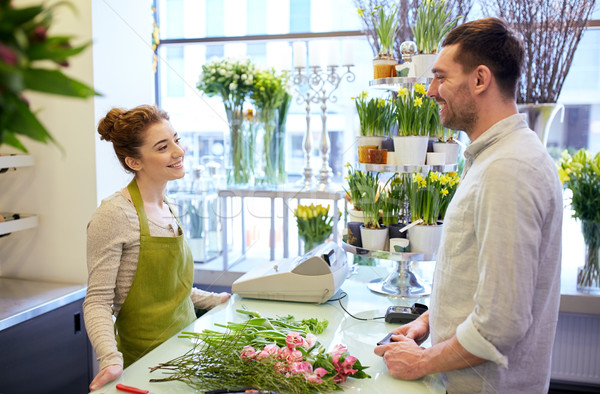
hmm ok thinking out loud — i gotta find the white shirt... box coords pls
[430,114,563,393]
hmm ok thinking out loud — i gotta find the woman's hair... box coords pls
[442,17,524,100]
[97,105,169,173]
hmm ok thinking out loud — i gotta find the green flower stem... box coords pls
[579,220,600,289]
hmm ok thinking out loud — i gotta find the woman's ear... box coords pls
[125,156,141,172]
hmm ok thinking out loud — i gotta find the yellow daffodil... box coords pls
[414,83,427,96]
[397,87,408,97]
[414,97,423,107]
[358,8,365,17]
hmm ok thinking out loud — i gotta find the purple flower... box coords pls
[0,43,18,66]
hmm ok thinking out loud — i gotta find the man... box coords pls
[374,17,563,393]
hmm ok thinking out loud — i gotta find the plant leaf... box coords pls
[22,68,98,97]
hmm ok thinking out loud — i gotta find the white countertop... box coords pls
[92,264,445,394]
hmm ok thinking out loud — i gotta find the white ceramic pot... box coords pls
[426,152,446,165]
[411,54,438,78]
[433,141,460,164]
[408,224,443,254]
[356,135,384,148]
[360,225,389,251]
[347,209,364,223]
[392,136,429,166]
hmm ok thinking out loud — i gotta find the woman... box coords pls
[83,105,230,391]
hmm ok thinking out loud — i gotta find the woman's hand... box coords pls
[89,364,122,391]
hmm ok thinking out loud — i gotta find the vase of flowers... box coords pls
[406,171,459,253]
[353,91,395,163]
[558,149,600,293]
[411,0,461,78]
[393,84,439,166]
[433,127,461,164]
[351,170,387,251]
[358,5,399,79]
[0,1,98,152]
[295,203,334,253]
[197,58,257,186]
[251,68,290,186]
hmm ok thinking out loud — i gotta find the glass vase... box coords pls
[577,220,600,294]
[255,108,280,186]
[225,108,252,186]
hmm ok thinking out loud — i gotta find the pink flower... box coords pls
[333,374,348,384]
[255,350,271,362]
[240,345,256,361]
[274,361,289,374]
[263,344,279,355]
[279,347,303,363]
[314,367,328,377]
[332,344,347,353]
[306,374,323,384]
[0,44,18,66]
[285,331,304,349]
[290,361,313,375]
[302,333,317,350]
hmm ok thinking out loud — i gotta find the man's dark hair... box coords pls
[442,17,524,100]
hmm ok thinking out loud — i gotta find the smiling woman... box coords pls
[83,104,231,391]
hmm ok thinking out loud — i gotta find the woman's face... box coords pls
[132,119,186,182]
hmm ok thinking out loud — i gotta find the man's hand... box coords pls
[374,335,427,380]
[393,310,430,345]
[89,364,122,391]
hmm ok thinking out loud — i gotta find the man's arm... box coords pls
[374,333,487,380]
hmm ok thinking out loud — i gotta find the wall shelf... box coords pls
[0,214,38,236]
[0,155,35,170]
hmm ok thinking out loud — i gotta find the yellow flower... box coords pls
[397,87,408,97]
[441,188,449,196]
[414,83,427,96]
[557,167,570,185]
[414,97,423,107]
[359,91,368,100]
[377,98,385,107]
[429,172,439,182]
[358,8,365,18]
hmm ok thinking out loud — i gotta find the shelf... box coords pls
[0,214,38,236]
[0,155,34,170]
[369,76,433,90]
[358,163,458,174]
[342,241,435,262]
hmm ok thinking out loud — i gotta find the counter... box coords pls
[0,277,87,331]
[92,264,445,394]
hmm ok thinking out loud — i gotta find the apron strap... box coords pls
[127,179,150,236]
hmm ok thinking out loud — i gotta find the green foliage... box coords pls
[394,84,440,136]
[405,171,460,225]
[411,0,461,54]
[294,203,334,251]
[0,1,99,152]
[353,91,395,137]
[381,173,406,226]
[558,149,600,224]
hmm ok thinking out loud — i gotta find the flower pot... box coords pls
[426,152,446,165]
[408,223,443,254]
[373,56,398,79]
[357,136,383,163]
[411,53,438,78]
[388,223,407,239]
[392,136,429,166]
[433,141,460,164]
[368,148,387,164]
[347,222,363,247]
[577,220,600,294]
[360,225,389,251]
[347,209,364,223]
[517,103,565,147]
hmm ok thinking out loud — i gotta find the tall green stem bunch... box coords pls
[558,149,600,224]
[406,171,459,225]
[346,168,383,229]
[353,91,395,137]
[394,84,439,136]
[381,173,406,226]
[411,0,461,54]
[357,4,398,57]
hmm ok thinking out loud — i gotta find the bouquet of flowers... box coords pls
[250,68,290,185]
[295,203,334,253]
[0,0,97,152]
[394,84,440,136]
[197,58,258,184]
[406,171,460,225]
[558,149,600,289]
[411,0,461,54]
[353,91,396,137]
[150,308,370,392]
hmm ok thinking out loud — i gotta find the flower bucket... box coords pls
[225,108,252,186]
[577,220,600,294]
[347,209,364,223]
[392,136,429,165]
[433,141,460,164]
[408,223,443,254]
[360,225,388,251]
[411,54,437,78]
[373,56,398,79]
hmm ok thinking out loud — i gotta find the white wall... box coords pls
[0,0,154,283]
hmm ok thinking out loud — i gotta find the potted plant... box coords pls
[344,163,366,223]
[411,0,461,78]
[354,170,388,251]
[405,170,460,253]
[294,203,334,253]
[433,127,461,165]
[197,58,257,185]
[393,83,439,166]
[0,1,98,152]
[381,173,406,240]
[488,0,594,146]
[357,5,399,79]
[558,149,600,293]
[353,91,395,163]
[250,68,290,186]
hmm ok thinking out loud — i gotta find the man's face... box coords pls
[427,44,478,136]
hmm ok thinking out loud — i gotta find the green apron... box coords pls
[115,179,196,367]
